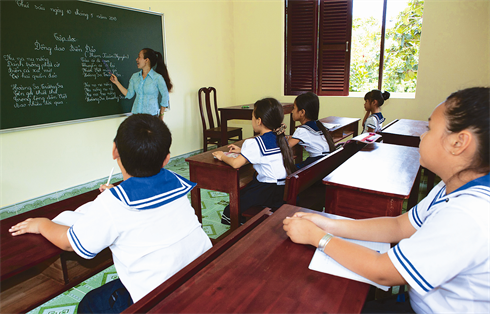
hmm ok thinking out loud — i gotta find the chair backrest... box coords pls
[198,87,220,130]
[283,141,365,205]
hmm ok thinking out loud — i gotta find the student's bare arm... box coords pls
[288,136,300,148]
[283,215,410,286]
[110,74,128,96]
[326,237,406,286]
[222,154,248,169]
[290,211,415,244]
[10,218,73,251]
[212,151,248,169]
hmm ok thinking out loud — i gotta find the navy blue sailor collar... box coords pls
[428,173,490,211]
[450,172,490,198]
[110,168,196,210]
[300,120,322,134]
[254,131,280,156]
[373,112,385,123]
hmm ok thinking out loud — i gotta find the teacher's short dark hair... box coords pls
[114,114,171,177]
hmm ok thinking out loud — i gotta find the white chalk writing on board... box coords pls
[16,0,118,21]
[11,83,67,108]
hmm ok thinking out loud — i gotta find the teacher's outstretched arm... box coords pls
[110,74,128,96]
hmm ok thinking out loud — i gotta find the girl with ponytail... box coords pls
[213,98,295,225]
[110,48,172,121]
[288,92,336,169]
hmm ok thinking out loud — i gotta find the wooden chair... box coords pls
[198,87,242,152]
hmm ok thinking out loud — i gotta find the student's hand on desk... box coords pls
[228,144,241,153]
[291,212,332,232]
[99,183,114,192]
[283,216,325,248]
[9,218,48,236]
[212,151,224,161]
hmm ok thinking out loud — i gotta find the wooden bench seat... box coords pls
[0,188,116,313]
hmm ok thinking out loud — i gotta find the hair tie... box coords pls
[274,123,287,135]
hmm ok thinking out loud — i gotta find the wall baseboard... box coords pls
[0,148,204,220]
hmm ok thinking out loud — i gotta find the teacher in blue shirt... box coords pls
[110,48,172,121]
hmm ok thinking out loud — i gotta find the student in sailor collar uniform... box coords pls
[213,98,296,225]
[361,89,390,133]
[10,114,212,313]
[288,92,336,169]
[283,87,490,313]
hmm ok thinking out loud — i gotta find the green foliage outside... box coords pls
[349,0,424,93]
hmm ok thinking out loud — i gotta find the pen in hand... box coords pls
[100,167,115,192]
[106,167,114,186]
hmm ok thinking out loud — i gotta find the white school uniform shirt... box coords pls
[362,112,385,133]
[291,120,331,158]
[67,169,212,302]
[388,174,490,314]
[240,131,287,185]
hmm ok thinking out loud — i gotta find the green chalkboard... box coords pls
[1,0,164,132]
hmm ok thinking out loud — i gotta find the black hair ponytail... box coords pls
[254,98,296,175]
[445,87,489,175]
[295,92,335,152]
[315,120,336,152]
[364,89,390,107]
[142,48,173,92]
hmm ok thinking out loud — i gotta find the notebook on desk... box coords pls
[308,213,390,291]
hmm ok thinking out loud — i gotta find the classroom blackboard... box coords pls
[1,0,165,132]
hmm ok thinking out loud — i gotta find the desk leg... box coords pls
[221,112,229,148]
[425,168,436,193]
[191,187,202,224]
[289,114,295,135]
[407,168,421,210]
[352,122,359,137]
[229,190,240,231]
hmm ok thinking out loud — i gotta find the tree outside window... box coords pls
[350,0,424,93]
[285,0,424,96]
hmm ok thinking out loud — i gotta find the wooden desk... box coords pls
[126,204,370,314]
[218,102,294,147]
[381,119,435,191]
[0,189,113,313]
[323,143,421,219]
[380,119,427,148]
[185,139,255,231]
[318,116,360,142]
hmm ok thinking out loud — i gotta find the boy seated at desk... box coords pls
[10,114,212,313]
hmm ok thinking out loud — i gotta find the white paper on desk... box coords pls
[323,123,340,130]
[309,238,391,290]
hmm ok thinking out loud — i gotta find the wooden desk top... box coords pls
[381,119,428,138]
[0,189,100,280]
[319,116,360,129]
[186,139,246,166]
[323,143,420,198]
[144,204,369,313]
[218,102,293,113]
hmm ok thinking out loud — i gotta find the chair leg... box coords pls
[203,135,207,152]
